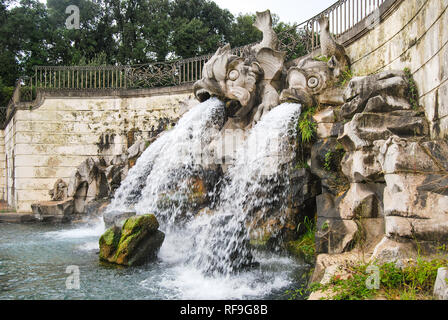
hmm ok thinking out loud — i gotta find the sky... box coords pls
[213,0,337,24]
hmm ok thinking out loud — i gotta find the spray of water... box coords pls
[108,99,301,277]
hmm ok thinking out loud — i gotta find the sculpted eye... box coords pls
[228,70,240,81]
[307,76,319,88]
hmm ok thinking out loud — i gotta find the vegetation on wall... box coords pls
[310,257,448,300]
[404,67,420,110]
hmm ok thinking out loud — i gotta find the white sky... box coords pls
[213,0,337,24]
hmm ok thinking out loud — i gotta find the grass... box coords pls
[310,257,448,300]
[286,216,316,264]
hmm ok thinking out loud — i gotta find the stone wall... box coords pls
[345,0,448,138]
[2,87,194,212]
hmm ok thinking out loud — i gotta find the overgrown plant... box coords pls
[338,66,354,87]
[311,257,448,300]
[286,216,316,264]
[298,106,317,144]
[404,67,420,110]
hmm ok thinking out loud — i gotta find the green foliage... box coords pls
[298,106,317,144]
[0,76,14,109]
[338,66,354,87]
[404,67,420,110]
[324,143,346,172]
[228,14,262,48]
[0,0,301,86]
[311,258,448,300]
[286,216,316,264]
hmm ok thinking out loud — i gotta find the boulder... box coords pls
[338,183,383,219]
[375,136,448,174]
[434,268,448,300]
[31,198,75,223]
[370,237,418,264]
[99,214,164,267]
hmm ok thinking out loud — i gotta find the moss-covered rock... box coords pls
[99,214,164,267]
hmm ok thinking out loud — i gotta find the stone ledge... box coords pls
[0,212,37,223]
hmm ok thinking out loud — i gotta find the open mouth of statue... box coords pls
[196,89,212,103]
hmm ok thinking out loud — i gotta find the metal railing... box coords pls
[2,0,394,129]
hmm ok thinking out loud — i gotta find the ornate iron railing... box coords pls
[2,0,394,129]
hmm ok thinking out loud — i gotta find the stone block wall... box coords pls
[2,88,194,213]
[345,0,448,139]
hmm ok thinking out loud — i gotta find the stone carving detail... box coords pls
[194,10,286,125]
[48,179,68,201]
[280,17,350,108]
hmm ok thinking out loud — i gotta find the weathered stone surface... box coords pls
[384,174,448,220]
[375,136,448,174]
[316,122,342,139]
[99,214,164,267]
[341,150,383,182]
[434,268,448,300]
[127,140,147,160]
[68,157,110,214]
[103,210,136,228]
[338,113,428,151]
[385,216,448,241]
[338,183,383,220]
[48,179,68,201]
[313,108,336,123]
[316,217,358,254]
[370,237,417,264]
[31,198,74,223]
[341,71,408,119]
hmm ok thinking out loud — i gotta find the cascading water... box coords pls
[109,97,225,225]
[105,99,304,298]
[186,103,302,275]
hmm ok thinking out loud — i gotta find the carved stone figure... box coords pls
[49,179,68,201]
[318,16,350,76]
[193,10,286,126]
[280,16,351,108]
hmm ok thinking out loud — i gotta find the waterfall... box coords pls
[109,97,225,224]
[107,99,301,276]
[186,103,302,275]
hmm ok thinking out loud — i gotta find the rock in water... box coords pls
[99,214,164,266]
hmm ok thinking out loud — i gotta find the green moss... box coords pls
[313,55,331,63]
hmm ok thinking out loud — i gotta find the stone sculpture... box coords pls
[194,10,286,126]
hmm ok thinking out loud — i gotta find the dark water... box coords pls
[0,221,310,300]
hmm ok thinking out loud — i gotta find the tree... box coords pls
[170,0,234,58]
[228,14,262,48]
